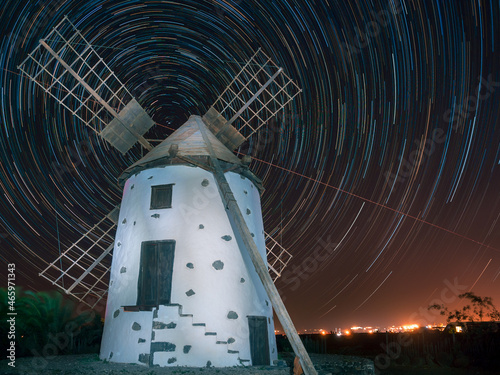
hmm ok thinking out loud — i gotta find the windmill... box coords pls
[18,16,316,374]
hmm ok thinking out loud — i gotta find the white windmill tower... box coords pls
[18,16,316,374]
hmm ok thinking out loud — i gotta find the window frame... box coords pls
[150,183,174,210]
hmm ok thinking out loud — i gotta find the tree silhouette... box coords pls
[429,292,500,324]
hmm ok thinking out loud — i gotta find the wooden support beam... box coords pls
[196,117,317,375]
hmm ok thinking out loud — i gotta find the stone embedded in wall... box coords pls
[132,322,141,331]
[138,338,146,343]
[199,224,204,229]
[227,311,238,319]
[186,262,194,269]
[117,242,121,247]
[168,357,177,364]
[246,208,251,215]
[251,233,255,237]
[113,309,120,318]
[120,267,126,273]
[206,360,212,367]
[186,289,195,296]
[109,352,113,359]
[151,213,160,218]
[138,353,149,364]
[134,221,136,225]
[244,190,248,194]
[153,322,176,329]
[201,179,210,187]
[221,235,232,241]
[212,260,224,270]
[131,184,134,190]
[240,278,245,283]
[151,342,176,352]
[183,345,191,353]
[227,337,235,344]
[122,218,127,224]
[148,176,153,179]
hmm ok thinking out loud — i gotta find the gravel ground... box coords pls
[2,354,285,375]
[0,353,375,375]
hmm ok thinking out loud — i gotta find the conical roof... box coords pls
[119,115,242,183]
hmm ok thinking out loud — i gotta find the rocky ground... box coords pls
[0,353,374,375]
[3,352,497,375]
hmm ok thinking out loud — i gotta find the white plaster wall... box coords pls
[100,165,277,366]
[100,309,152,364]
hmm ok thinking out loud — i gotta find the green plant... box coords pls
[0,287,102,356]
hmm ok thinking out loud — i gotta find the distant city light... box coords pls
[274,322,446,337]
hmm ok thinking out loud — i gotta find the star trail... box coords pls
[1,0,499,330]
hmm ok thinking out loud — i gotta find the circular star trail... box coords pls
[1,0,499,329]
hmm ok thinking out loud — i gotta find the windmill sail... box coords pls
[203,48,302,150]
[18,16,154,154]
[265,232,292,281]
[39,206,119,308]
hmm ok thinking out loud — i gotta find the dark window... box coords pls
[137,240,175,308]
[248,316,270,365]
[150,184,173,209]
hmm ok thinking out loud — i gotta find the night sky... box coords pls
[1,0,499,331]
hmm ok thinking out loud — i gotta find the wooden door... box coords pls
[248,316,270,365]
[137,240,175,308]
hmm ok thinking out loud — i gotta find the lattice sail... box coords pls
[18,16,153,154]
[265,231,293,281]
[204,48,302,150]
[39,206,119,308]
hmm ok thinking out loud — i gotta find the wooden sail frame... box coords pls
[18,16,153,154]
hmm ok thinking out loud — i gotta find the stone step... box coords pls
[154,303,246,366]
